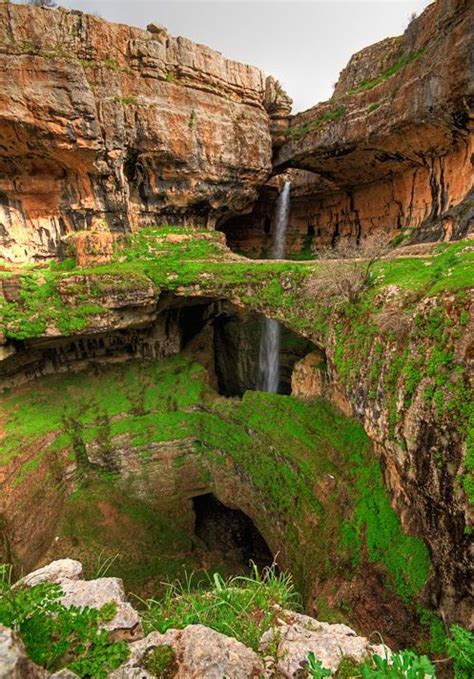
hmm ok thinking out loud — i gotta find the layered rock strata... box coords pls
[223,0,473,256]
[0,4,290,262]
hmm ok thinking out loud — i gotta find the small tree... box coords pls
[306,234,391,306]
[28,0,57,8]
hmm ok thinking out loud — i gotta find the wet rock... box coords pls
[17,559,83,587]
[260,611,389,676]
[111,625,264,678]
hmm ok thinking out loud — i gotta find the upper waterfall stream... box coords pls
[257,181,291,393]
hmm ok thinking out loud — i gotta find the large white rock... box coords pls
[59,577,143,642]
[110,625,264,678]
[16,559,83,588]
[260,610,389,676]
[0,625,46,679]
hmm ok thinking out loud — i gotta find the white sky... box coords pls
[33,0,433,112]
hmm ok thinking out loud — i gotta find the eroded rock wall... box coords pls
[225,0,473,256]
[0,4,291,262]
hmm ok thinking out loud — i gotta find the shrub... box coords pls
[0,564,128,678]
[28,0,57,7]
[307,235,391,306]
[446,625,474,679]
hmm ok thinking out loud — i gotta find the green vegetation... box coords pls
[0,565,128,677]
[307,651,332,678]
[1,229,472,345]
[446,625,474,679]
[144,645,176,677]
[306,648,435,678]
[346,49,425,95]
[361,649,434,678]
[142,566,299,652]
[2,351,430,607]
[0,228,472,647]
[285,106,347,140]
[114,95,139,105]
[368,102,380,112]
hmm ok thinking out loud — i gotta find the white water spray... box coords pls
[257,181,291,393]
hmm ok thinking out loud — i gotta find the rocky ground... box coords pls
[1,558,394,678]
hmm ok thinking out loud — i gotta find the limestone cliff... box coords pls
[0,4,290,262]
[0,0,473,656]
[224,0,473,256]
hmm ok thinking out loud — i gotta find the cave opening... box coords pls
[192,493,274,572]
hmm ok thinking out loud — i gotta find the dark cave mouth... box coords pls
[192,493,274,572]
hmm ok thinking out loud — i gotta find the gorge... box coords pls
[0,1,473,677]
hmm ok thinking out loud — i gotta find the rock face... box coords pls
[112,626,264,678]
[0,4,291,262]
[222,0,473,256]
[260,610,388,677]
[0,625,46,679]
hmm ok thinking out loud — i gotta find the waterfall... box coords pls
[257,180,291,393]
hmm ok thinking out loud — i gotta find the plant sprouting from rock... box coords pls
[0,564,128,677]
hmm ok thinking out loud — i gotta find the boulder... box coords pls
[111,625,264,678]
[17,559,83,588]
[260,610,389,676]
[59,577,143,642]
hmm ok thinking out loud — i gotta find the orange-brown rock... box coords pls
[222,0,473,256]
[0,4,290,263]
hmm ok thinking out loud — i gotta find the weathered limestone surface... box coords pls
[260,610,389,677]
[0,4,290,262]
[17,558,83,587]
[112,626,265,679]
[0,625,46,679]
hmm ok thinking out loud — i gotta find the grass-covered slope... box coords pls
[0,228,472,639]
[1,228,473,342]
[1,229,472,509]
[2,354,429,614]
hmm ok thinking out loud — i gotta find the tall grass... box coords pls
[139,563,300,651]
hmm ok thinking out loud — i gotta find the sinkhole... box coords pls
[192,494,274,571]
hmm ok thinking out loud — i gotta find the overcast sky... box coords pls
[47,1,432,112]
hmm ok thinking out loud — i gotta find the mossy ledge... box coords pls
[1,227,473,635]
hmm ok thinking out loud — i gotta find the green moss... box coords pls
[114,95,138,105]
[286,106,347,140]
[346,49,425,95]
[144,645,176,678]
[2,353,431,605]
